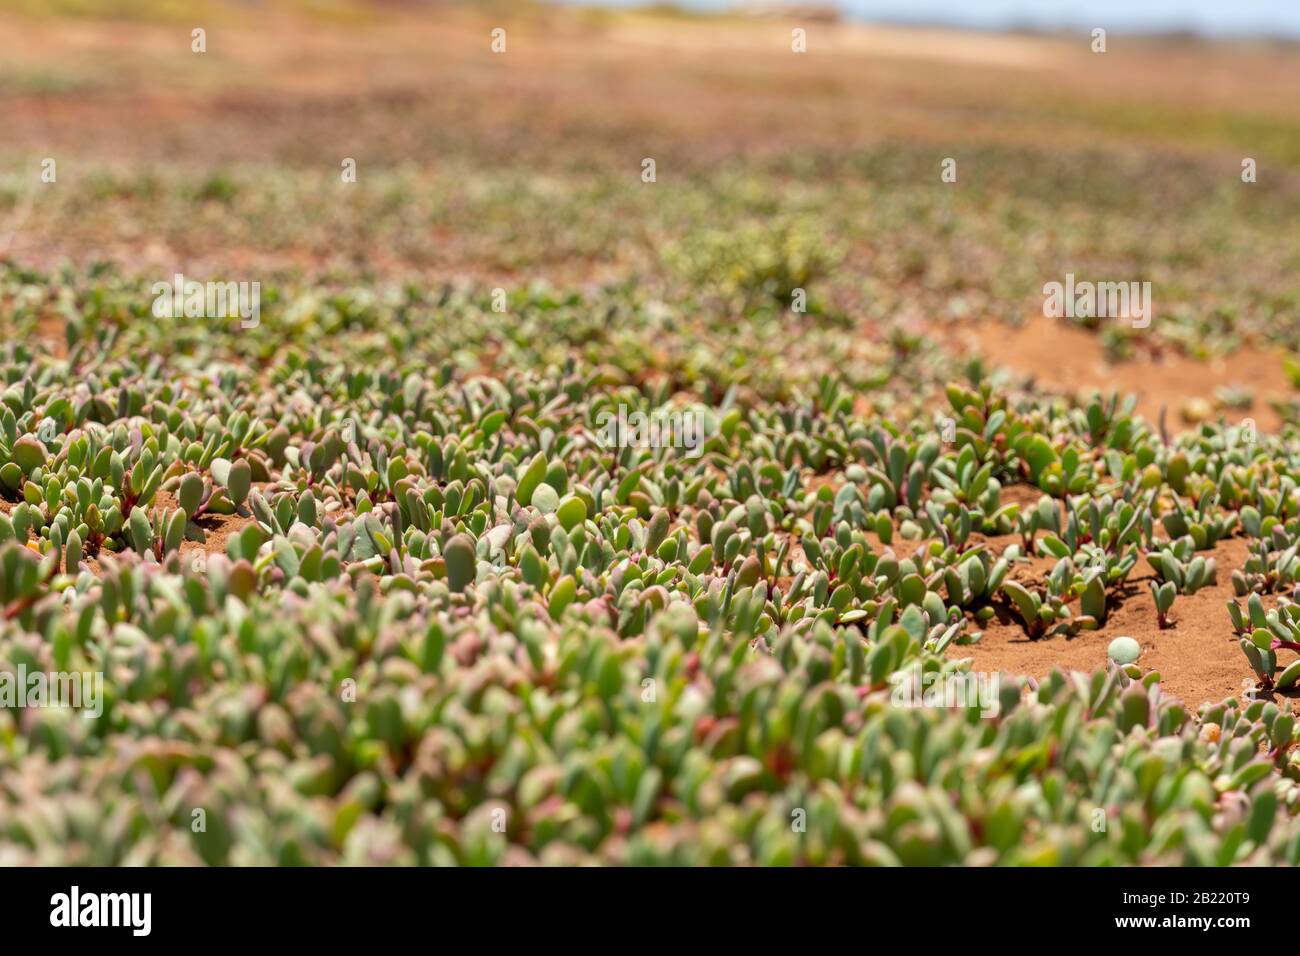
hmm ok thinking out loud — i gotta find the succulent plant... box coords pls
[1001,566,1077,640]
[1233,526,1300,596]
[1108,635,1141,665]
[442,533,477,593]
[1013,494,1058,555]
[1150,579,1177,629]
[1146,539,1217,595]
[1160,489,1237,550]
[941,548,1009,622]
[0,258,1298,869]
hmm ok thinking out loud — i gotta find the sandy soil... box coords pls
[963,314,1292,434]
[949,532,1291,709]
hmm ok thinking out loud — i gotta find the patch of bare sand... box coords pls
[156,487,256,563]
[964,315,1293,434]
[996,482,1046,512]
[605,18,1067,70]
[950,535,1293,709]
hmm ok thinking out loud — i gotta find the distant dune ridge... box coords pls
[737,1,841,23]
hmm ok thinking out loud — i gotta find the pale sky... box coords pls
[556,0,1300,37]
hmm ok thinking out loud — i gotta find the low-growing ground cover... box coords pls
[2,1,1300,866]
